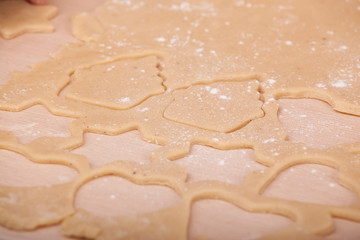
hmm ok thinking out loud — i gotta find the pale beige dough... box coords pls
[164,81,264,133]
[0,0,57,39]
[66,55,164,110]
[0,0,359,240]
[70,0,360,115]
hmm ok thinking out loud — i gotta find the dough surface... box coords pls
[164,80,264,132]
[0,0,57,39]
[66,55,164,110]
[0,0,360,239]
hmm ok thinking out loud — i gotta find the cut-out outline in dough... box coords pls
[0,0,360,238]
[262,162,358,206]
[1,48,359,238]
[263,86,360,117]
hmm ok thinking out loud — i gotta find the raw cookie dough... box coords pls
[71,0,360,115]
[0,0,360,240]
[0,0,57,39]
[164,80,264,132]
[66,55,164,110]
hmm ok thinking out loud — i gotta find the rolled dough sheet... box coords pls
[0,0,359,240]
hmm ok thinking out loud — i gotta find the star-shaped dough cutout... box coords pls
[0,0,57,39]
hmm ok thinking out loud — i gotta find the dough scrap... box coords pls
[0,0,57,39]
[0,183,74,230]
[0,0,359,240]
[66,55,164,110]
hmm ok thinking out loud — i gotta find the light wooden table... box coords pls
[1,1,360,239]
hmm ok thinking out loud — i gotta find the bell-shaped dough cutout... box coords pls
[263,164,358,206]
[176,146,266,184]
[0,149,77,187]
[278,99,360,148]
[72,131,160,168]
[189,199,291,240]
[0,105,73,144]
[164,80,264,133]
[66,56,164,110]
[75,176,181,217]
[326,218,360,240]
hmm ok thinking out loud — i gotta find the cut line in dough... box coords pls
[66,55,165,110]
[0,0,359,239]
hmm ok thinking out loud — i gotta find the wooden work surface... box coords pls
[1,1,360,239]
